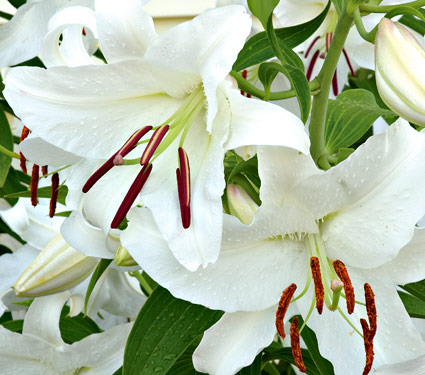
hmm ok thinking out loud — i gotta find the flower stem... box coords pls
[129,271,153,296]
[309,9,353,163]
[229,70,320,101]
[353,7,378,43]
[360,0,425,13]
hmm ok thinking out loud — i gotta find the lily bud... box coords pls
[227,184,258,225]
[114,245,138,267]
[375,18,425,125]
[14,234,99,297]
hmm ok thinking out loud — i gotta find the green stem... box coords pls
[230,70,320,100]
[130,271,153,296]
[0,144,19,159]
[353,7,377,43]
[360,0,425,13]
[309,9,353,163]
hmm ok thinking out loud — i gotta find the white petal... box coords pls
[375,355,425,375]
[297,119,425,268]
[40,6,98,68]
[382,227,425,285]
[144,6,251,131]
[95,0,157,63]
[4,62,183,159]
[20,136,82,166]
[193,307,277,375]
[0,0,69,66]
[123,207,305,312]
[23,291,70,347]
[224,86,310,154]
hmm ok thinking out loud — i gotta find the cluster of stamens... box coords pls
[20,126,60,217]
[305,32,356,96]
[275,257,377,375]
[82,125,192,230]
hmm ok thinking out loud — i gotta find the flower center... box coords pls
[275,233,377,374]
[82,85,206,230]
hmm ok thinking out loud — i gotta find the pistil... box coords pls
[330,279,344,311]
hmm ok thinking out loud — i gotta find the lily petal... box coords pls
[193,307,277,375]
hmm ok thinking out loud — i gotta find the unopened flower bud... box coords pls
[14,234,99,297]
[114,245,138,267]
[375,18,425,125]
[227,184,258,225]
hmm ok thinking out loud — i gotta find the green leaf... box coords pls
[1,319,23,333]
[0,167,27,205]
[123,286,223,375]
[400,279,425,303]
[233,2,330,71]
[60,305,102,344]
[0,108,13,187]
[386,6,425,23]
[237,353,261,375]
[84,258,112,314]
[247,0,279,29]
[258,63,279,100]
[399,12,425,36]
[0,217,25,244]
[398,291,425,319]
[165,341,202,375]
[297,317,335,375]
[4,184,68,205]
[336,148,355,163]
[8,0,26,9]
[324,89,394,154]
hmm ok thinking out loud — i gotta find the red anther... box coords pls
[360,319,375,375]
[290,317,307,373]
[41,166,48,177]
[326,32,333,52]
[240,70,252,98]
[342,48,356,77]
[364,283,377,338]
[305,36,321,59]
[30,164,39,207]
[82,27,86,36]
[83,126,152,193]
[19,126,31,175]
[140,125,169,166]
[49,173,59,218]
[333,260,355,314]
[176,147,191,229]
[306,50,320,81]
[310,257,324,314]
[110,164,153,228]
[275,283,297,339]
[332,70,339,96]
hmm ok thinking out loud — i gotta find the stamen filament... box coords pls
[140,125,169,166]
[276,283,297,339]
[49,173,59,218]
[305,36,321,58]
[30,164,39,207]
[299,296,316,334]
[291,273,312,303]
[333,260,355,314]
[290,317,307,373]
[310,257,324,314]
[110,164,153,228]
[337,306,363,337]
[342,48,356,77]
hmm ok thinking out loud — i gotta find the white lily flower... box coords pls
[0,0,95,67]
[375,354,425,375]
[375,18,425,126]
[122,119,425,374]
[4,2,310,271]
[0,291,133,374]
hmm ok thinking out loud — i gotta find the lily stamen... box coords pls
[360,318,375,375]
[275,283,297,339]
[140,125,169,166]
[111,163,153,228]
[364,283,377,337]
[83,126,152,193]
[49,173,59,218]
[240,70,251,98]
[310,257,324,314]
[41,166,48,177]
[19,126,30,174]
[306,50,320,81]
[290,317,307,373]
[305,36,321,59]
[30,164,39,207]
[342,48,356,77]
[176,147,191,229]
[332,260,355,314]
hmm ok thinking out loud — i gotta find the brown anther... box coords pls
[83,126,152,193]
[19,126,31,175]
[275,283,297,339]
[360,319,375,375]
[49,173,59,218]
[364,283,377,338]
[110,164,153,228]
[290,317,307,373]
[41,166,48,177]
[176,147,191,229]
[333,260,355,314]
[30,164,40,207]
[310,257,324,314]
[140,125,169,166]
